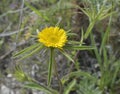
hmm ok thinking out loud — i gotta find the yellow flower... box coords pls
[38,26,67,48]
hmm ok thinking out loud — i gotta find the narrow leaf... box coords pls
[100,15,112,53]
[98,11,115,21]
[19,44,44,60]
[84,21,95,39]
[64,45,94,50]
[64,79,76,94]
[67,33,78,37]
[59,50,75,63]
[25,2,49,21]
[13,43,40,58]
[24,82,58,94]
[90,33,102,65]
[61,70,96,84]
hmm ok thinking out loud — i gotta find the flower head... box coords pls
[38,26,67,48]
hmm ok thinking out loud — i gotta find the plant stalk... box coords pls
[54,60,63,94]
[48,48,54,87]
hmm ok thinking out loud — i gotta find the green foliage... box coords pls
[63,79,76,94]
[76,78,102,94]
[24,82,58,94]
[61,70,97,85]
[14,65,58,94]
[25,2,49,21]
[59,49,75,63]
[13,43,44,60]
[79,0,115,39]
[10,0,120,94]
[13,65,31,82]
[89,5,120,93]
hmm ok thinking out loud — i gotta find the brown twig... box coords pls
[0,27,28,38]
[0,8,27,18]
[15,0,24,45]
[0,40,27,61]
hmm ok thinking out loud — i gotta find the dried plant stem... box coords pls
[54,60,63,94]
[15,0,24,45]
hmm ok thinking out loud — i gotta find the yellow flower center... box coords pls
[38,26,67,48]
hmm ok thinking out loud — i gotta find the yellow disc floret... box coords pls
[38,26,67,48]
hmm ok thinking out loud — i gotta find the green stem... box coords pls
[84,21,95,39]
[48,48,54,87]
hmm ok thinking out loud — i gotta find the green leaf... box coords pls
[25,2,49,21]
[59,50,75,63]
[79,7,90,20]
[79,1,114,39]
[84,21,95,39]
[61,70,97,85]
[20,45,43,60]
[98,11,115,21]
[67,41,84,45]
[111,60,120,87]
[13,43,40,57]
[79,28,84,46]
[90,33,102,65]
[13,43,44,60]
[48,48,54,86]
[97,6,115,21]
[64,79,76,94]
[24,82,58,94]
[100,16,112,53]
[13,65,30,82]
[64,45,94,50]
[67,33,78,37]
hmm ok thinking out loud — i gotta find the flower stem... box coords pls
[48,48,54,87]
